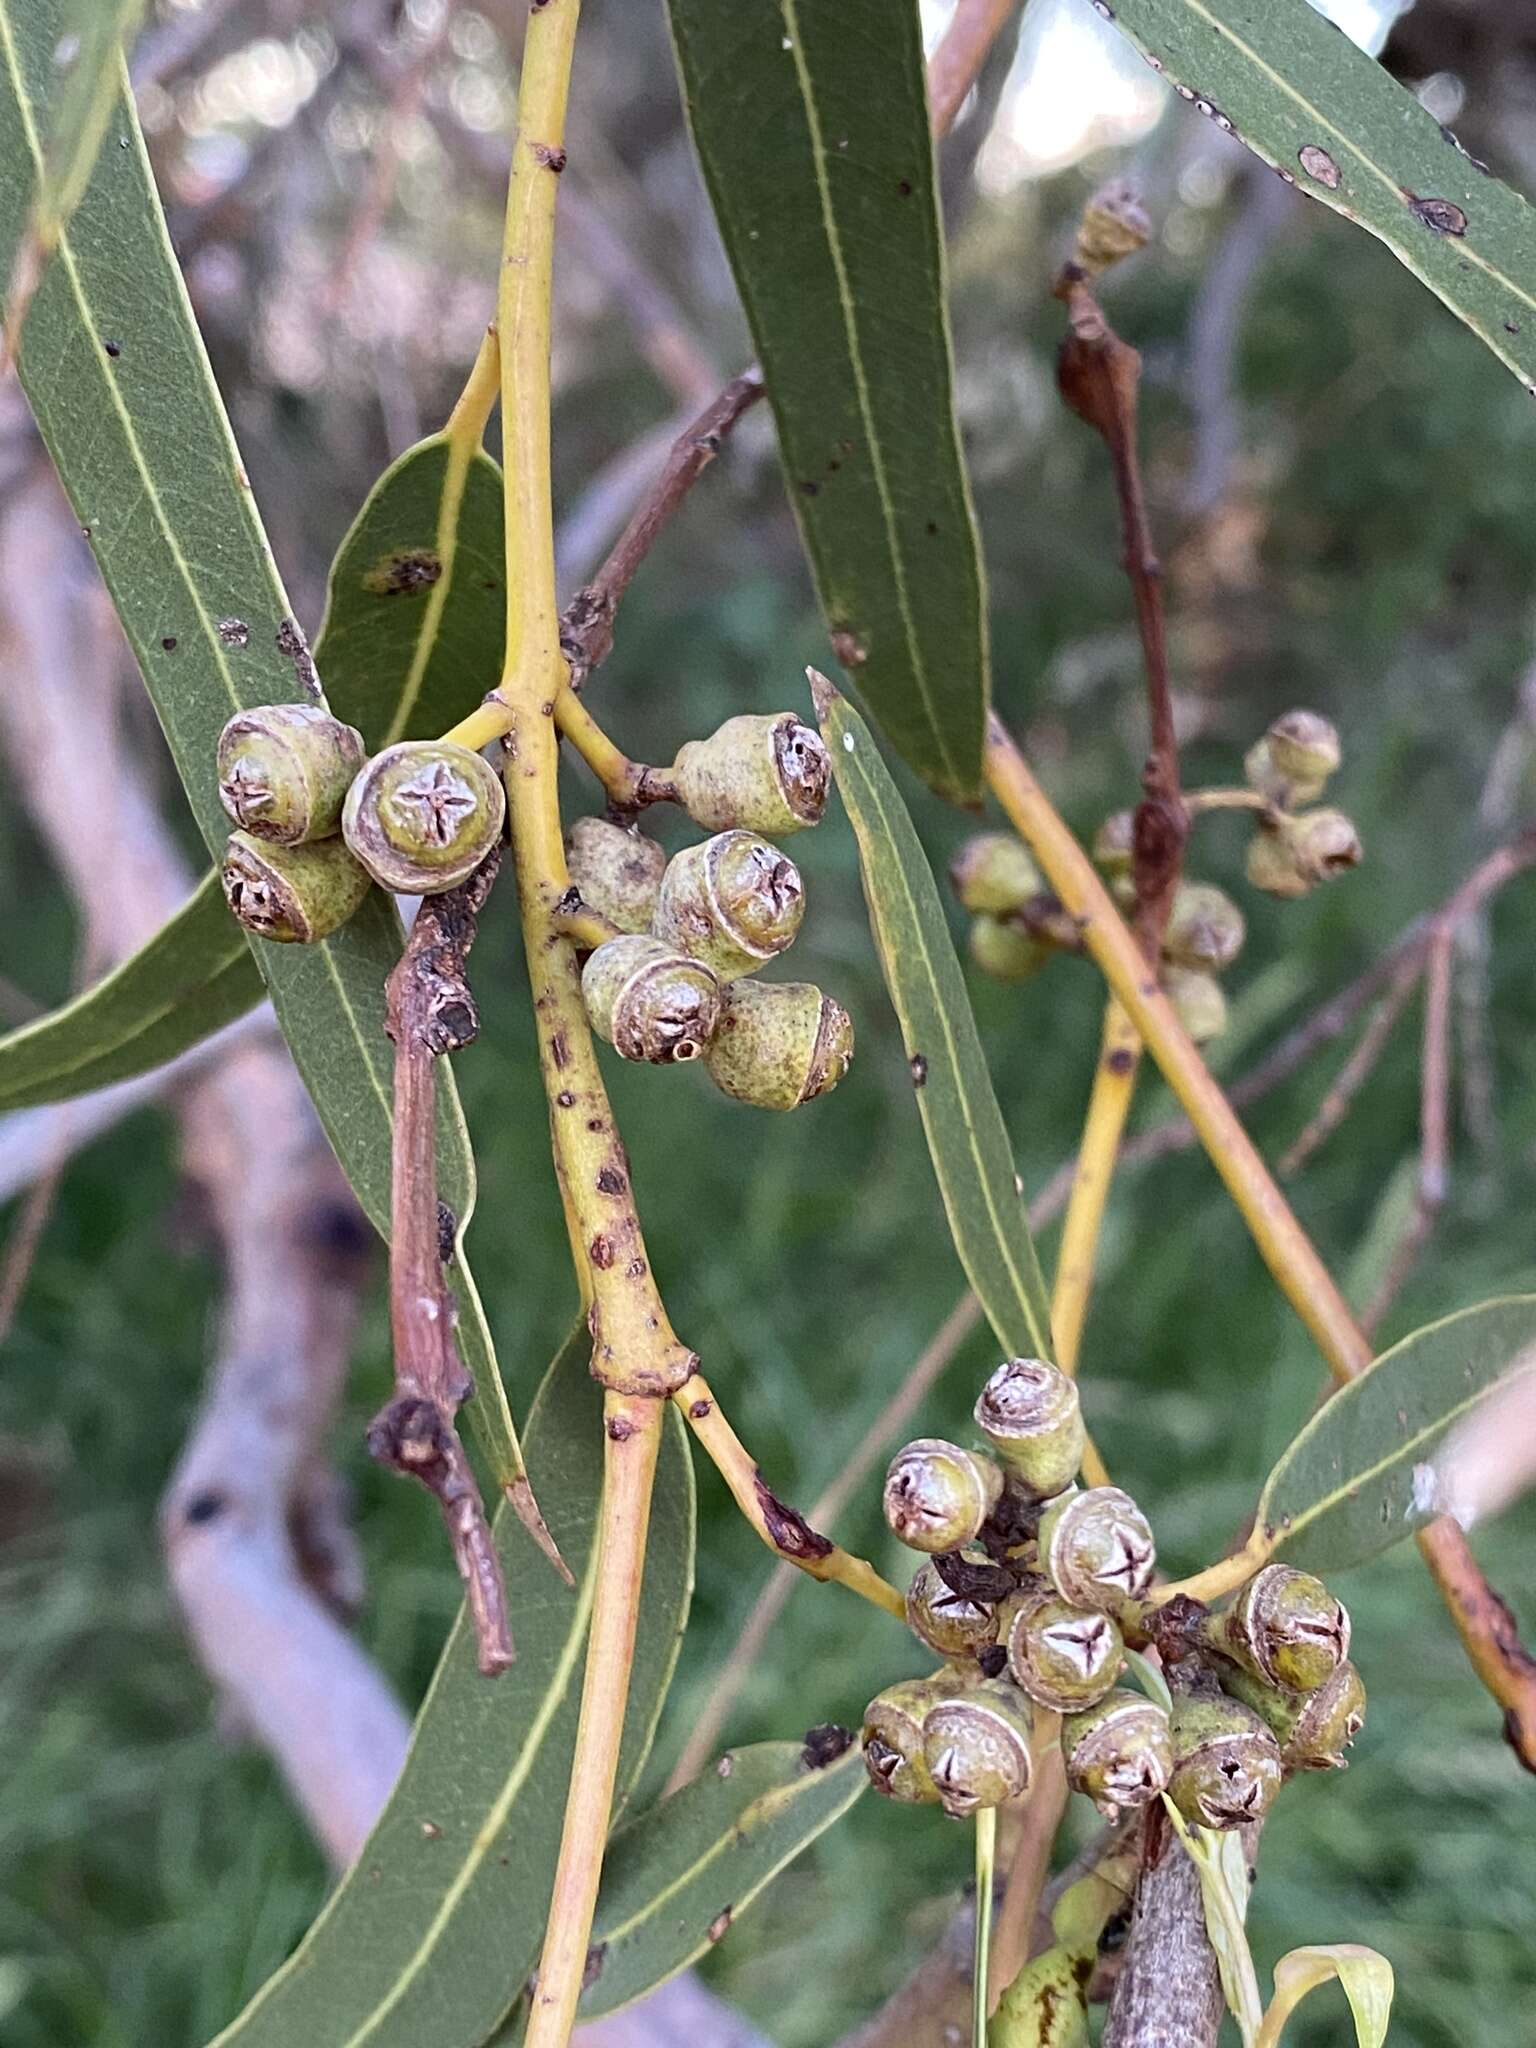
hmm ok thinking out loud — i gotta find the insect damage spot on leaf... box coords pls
[362,547,443,597]
[707,1907,734,1943]
[217,616,250,647]
[801,1722,853,1769]
[1409,195,1468,236]
[1298,145,1340,189]
[910,1052,928,1086]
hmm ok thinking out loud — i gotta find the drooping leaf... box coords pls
[666,0,989,804]
[206,1327,696,2048]
[1255,1295,1536,1574]
[816,679,1052,1359]
[0,873,259,1112]
[1105,0,1536,393]
[568,1741,862,2026]
[1255,1943,1393,2048]
[2,0,147,349]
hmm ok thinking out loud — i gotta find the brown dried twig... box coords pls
[369,855,515,1676]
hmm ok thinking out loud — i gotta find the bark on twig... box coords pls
[371,854,514,1675]
[1101,1805,1224,2048]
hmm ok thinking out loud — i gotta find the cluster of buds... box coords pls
[215,706,508,943]
[575,713,854,1110]
[861,1356,1364,1826]
[948,834,1081,985]
[1242,711,1362,900]
[1097,826,1247,1045]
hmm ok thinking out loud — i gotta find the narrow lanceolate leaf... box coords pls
[666,0,988,804]
[816,679,1052,1358]
[569,1741,863,2025]
[0,20,530,1494]
[1255,1295,1536,1574]
[207,1329,696,2048]
[1105,0,1536,394]
[1,0,146,350]
[0,873,258,1111]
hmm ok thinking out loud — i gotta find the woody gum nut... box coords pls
[1038,1486,1156,1610]
[921,1678,1035,1818]
[221,830,372,944]
[704,977,852,1110]
[1267,710,1340,789]
[862,1674,962,1804]
[653,829,805,978]
[882,1437,1002,1553]
[969,915,1051,983]
[216,703,366,845]
[341,740,505,894]
[949,832,1042,917]
[1217,1658,1366,1770]
[671,713,830,835]
[581,934,721,1065]
[974,1358,1086,1500]
[1162,883,1246,974]
[1247,810,1362,899]
[565,815,665,934]
[1061,1689,1173,1817]
[906,1559,1000,1659]
[1165,966,1228,1046]
[1210,1564,1351,1694]
[1005,1580,1124,1712]
[1168,1693,1283,1829]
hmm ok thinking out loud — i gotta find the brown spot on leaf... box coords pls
[590,1235,614,1270]
[596,1165,626,1196]
[217,617,250,648]
[909,1052,929,1087]
[1297,144,1340,189]
[362,547,442,597]
[1409,194,1467,235]
[830,627,868,668]
[707,1907,733,1943]
[801,1723,853,1769]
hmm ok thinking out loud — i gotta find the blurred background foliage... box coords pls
[3,0,1536,2042]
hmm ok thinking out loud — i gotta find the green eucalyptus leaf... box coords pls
[207,1326,696,2048]
[816,679,1052,1359]
[0,873,258,1112]
[666,0,989,804]
[0,15,530,1494]
[1256,1295,1536,1574]
[1105,0,1536,393]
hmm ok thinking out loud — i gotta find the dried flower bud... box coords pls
[906,1559,1000,1659]
[653,830,805,979]
[949,833,1042,917]
[969,915,1052,984]
[862,1675,949,1804]
[1167,1691,1283,1829]
[1005,1578,1124,1713]
[581,934,721,1064]
[1246,711,1341,808]
[882,1437,1003,1554]
[1061,1688,1174,1817]
[1073,180,1152,278]
[1164,966,1228,1046]
[1162,883,1246,974]
[1037,1486,1155,1611]
[341,740,504,894]
[1206,1565,1351,1695]
[216,703,366,845]
[1246,810,1362,899]
[1219,1659,1367,1771]
[671,713,831,835]
[221,830,371,944]
[1093,810,1136,879]
[974,1358,1085,1501]
[704,978,853,1110]
[565,816,665,934]
[921,1677,1036,1817]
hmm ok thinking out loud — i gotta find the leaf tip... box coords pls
[506,1472,575,1584]
[806,665,840,722]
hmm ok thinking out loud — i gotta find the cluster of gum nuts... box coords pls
[213,702,852,1113]
[863,1357,1365,1827]
[953,710,1362,1048]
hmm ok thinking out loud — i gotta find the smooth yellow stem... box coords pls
[1184,786,1272,816]
[554,688,657,804]
[440,697,515,753]
[1052,999,1141,1381]
[525,1394,662,2048]
[1147,1532,1273,1608]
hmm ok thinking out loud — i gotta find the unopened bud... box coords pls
[1164,966,1228,1045]
[882,1437,1003,1554]
[1093,810,1136,879]
[1005,1577,1124,1713]
[653,829,805,978]
[1061,1688,1173,1817]
[921,1677,1035,1817]
[216,703,366,845]
[1162,883,1245,974]
[1073,180,1152,277]
[973,1358,1085,1501]
[705,978,853,1109]
[671,713,831,836]
[1167,1691,1283,1829]
[969,916,1052,984]
[1246,810,1362,899]
[581,934,720,1064]
[906,1559,1000,1659]
[1038,1486,1155,1610]
[1246,711,1340,808]
[221,830,371,944]
[1205,1565,1351,1695]
[565,816,665,934]
[949,833,1042,917]
[341,740,504,894]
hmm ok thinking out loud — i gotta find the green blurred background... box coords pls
[3,0,1536,2042]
